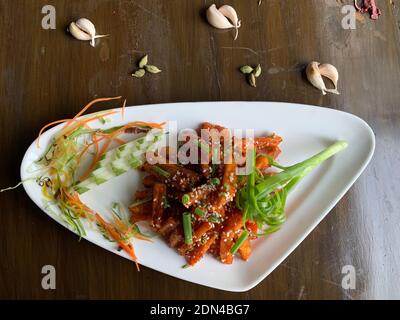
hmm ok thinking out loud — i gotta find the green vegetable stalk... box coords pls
[237,141,348,236]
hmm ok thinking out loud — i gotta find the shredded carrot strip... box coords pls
[95,213,140,270]
[113,137,126,145]
[79,138,100,181]
[36,110,118,148]
[64,96,122,129]
[36,119,72,147]
[62,110,119,137]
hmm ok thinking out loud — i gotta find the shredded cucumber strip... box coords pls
[75,129,164,193]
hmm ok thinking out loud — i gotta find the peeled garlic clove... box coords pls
[206,4,235,29]
[218,5,241,28]
[206,4,241,40]
[75,18,96,47]
[319,63,339,90]
[218,5,241,40]
[68,18,108,47]
[68,22,92,41]
[306,61,340,95]
[306,62,328,95]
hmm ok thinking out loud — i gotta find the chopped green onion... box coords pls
[212,147,219,162]
[208,213,222,224]
[237,141,348,236]
[129,198,152,208]
[230,231,250,254]
[183,212,193,245]
[194,207,205,217]
[195,139,210,153]
[211,177,220,186]
[153,165,170,178]
[182,194,190,206]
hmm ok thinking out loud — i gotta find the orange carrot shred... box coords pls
[95,213,140,271]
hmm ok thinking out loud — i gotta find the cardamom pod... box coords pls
[139,55,148,68]
[240,65,254,74]
[132,69,146,78]
[254,64,262,77]
[249,73,256,87]
[145,65,162,74]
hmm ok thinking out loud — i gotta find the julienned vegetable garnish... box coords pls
[25,97,164,270]
[236,141,348,237]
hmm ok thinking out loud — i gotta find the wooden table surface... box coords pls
[1,0,399,300]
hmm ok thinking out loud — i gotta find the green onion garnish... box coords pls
[129,198,152,208]
[211,177,220,186]
[182,194,190,206]
[183,212,193,245]
[153,165,170,178]
[194,207,205,217]
[208,213,222,224]
[195,140,210,153]
[237,141,348,236]
[230,231,250,254]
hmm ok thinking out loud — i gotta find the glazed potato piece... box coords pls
[199,122,230,179]
[134,190,152,200]
[142,175,158,188]
[206,163,237,215]
[187,233,218,266]
[152,183,167,229]
[178,221,214,255]
[143,163,203,191]
[169,228,184,248]
[219,212,243,264]
[238,236,252,261]
[182,183,217,208]
[158,216,179,237]
[129,202,152,223]
[242,135,283,154]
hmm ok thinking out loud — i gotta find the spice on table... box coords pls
[206,4,241,40]
[132,55,162,79]
[240,64,262,88]
[354,0,381,20]
[306,61,340,96]
[68,18,108,47]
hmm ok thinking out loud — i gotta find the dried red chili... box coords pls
[355,0,381,20]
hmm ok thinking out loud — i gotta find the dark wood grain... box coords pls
[1,0,399,299]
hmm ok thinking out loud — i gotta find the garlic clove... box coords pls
[306,62,328,95]
[306,61,340,95]
[319,63,339,90]
[206,4,241,40]
[218,5,241,40]
[75,18,97,47]
[206,4,235,29]
[68,22,92,41]
[218,5,241,28]
[68,18,108,47]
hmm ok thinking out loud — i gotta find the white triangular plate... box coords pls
[21,102,375,292]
